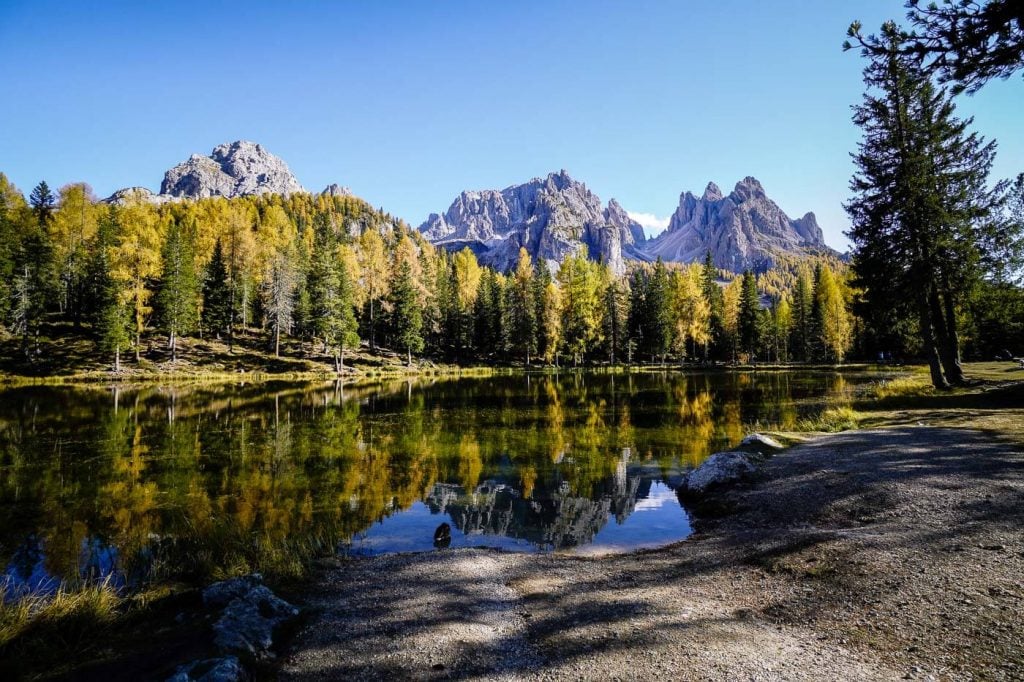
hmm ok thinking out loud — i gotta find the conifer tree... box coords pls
[388,257,423,367]
[846,25,999,387]
[202,239,231,340]
[157,217,200,360]
[738,270,761,360]
[508,248,537,365]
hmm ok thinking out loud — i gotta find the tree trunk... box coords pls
[114,345,120,372]
[335,349,342,374]
[135,328,141,361]
[275,325,281,358]
[939,278,966,385]
[170,330,177,363]
[407,348,412,368]
[917,288,948,389]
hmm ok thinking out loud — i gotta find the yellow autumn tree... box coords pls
[108,192,162,360]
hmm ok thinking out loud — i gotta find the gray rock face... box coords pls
[103,186,173,206]
[160,141,305,199]
[643,177,829,272]
[201,574,298,658]
[419,171,645,273]
[321,183,352,197]
[681,451,759,495]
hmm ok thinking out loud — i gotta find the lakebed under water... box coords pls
[0,371,878,595]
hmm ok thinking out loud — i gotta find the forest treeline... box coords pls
[0,177,860,371]
[0,171,1020,374]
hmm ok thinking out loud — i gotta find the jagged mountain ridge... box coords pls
[644,177,830,271]
[419,171,647,273]
[100,140,834,272]
[421,172,833,273]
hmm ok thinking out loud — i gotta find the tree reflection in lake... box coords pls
[0,371,864,593]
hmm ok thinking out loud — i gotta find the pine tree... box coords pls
[701,251,725,361]
[601,274,628,365]
[846,26,999,387]
[202,239,231,340]
[157,217,200,361]
[29,181,55,227]
[388,257,423,367]
[738,270,761,360]
[791,269,815,362]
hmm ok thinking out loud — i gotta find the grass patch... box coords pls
[796,406,863,433]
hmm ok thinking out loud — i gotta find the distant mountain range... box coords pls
[107,141,836,272]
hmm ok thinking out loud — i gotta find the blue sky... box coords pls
[1,0,1021,249]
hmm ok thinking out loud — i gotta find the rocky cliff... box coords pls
[642,177,828,272]
[160,141,305,199]
[419,171,646,273]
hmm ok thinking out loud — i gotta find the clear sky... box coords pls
[1,0,1021,249]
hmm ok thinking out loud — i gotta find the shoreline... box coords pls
[281,421,1024,680]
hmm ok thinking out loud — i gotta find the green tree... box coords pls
[846,27,999,387]
[202,239,231,340]
[846,1,1024,95]
[738,270,761,360]
[157,217,200,361]
[508,248,537,365]
[388,257,424,366]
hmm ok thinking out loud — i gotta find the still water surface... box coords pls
[0,371,867,594]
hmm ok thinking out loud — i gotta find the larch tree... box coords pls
[508,248,537,365]
[815,265,853,362]
[52,183,98,325]
[108,193,162,361]
[358,228,389,351]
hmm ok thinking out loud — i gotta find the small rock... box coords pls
[740,433,785,454]
[213,585,299,656]
[681,451,759,495]
[203,574,264,609]
[167,656,248,682]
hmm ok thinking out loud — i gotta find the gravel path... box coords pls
[281,426,1024,681]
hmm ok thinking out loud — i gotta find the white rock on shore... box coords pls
[681,451,759,495]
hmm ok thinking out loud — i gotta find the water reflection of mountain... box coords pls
[426,460,656,550]
[0,371,864,589]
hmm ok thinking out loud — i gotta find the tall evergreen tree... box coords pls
[388,257,424,367]
[700,251,725,361]
[846,25,999,387]
[738,270,761,360]
[202,239,231,340]
[157,217,200,361]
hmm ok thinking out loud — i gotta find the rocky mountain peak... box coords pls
[731,176,766,202]
[643,177,832,272]
[321,183,353,197]
[702,182,723,202]
[420,171,644,273]
[159,140,305,199]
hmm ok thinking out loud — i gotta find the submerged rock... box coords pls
[681,451,759,495]
[167,656,248,682]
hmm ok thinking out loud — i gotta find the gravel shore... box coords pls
[281,426,1024,681]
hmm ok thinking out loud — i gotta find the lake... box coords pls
[0,371,868,595]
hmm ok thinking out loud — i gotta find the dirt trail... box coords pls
[282,426,1024,681]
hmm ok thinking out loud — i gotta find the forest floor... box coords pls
[282,380,1024,681]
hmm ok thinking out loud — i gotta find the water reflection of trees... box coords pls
[0,372,853,589]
